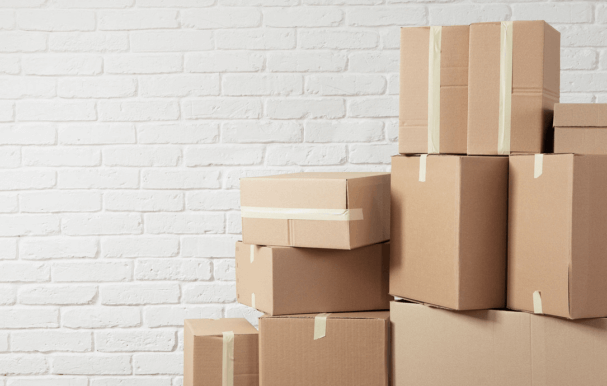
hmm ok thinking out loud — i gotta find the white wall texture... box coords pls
[0,0,601,383]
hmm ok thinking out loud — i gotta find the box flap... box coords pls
[261,311,390,321]
[554,104,607,127]
[185,318,258,337]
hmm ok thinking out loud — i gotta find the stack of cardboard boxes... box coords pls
[184,19,607,386]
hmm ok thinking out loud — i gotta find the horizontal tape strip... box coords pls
[241,206,363,221]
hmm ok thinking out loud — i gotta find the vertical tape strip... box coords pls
[251,293,255,309]
[534,154,543,179]
[533,291,543,314]
[222,331,235,386]
[249,245,255,263]
[498,21,513,155]
[427,26,442,154]
[313,313,330,340]
[419,154,427,182]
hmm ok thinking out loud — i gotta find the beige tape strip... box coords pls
[313,313,330,340]
[419,154,427,182]
[251,293,256,309]
[533,291,543,314]
[249,245,255,263]
[427,26,442,154]
[534,154,543,179]
[222,331,235,386]
[240,206,363,221]
[498,21,513,155]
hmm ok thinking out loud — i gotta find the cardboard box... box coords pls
[554,103,607,154]
[468,21,560,155]
[235,241,390,316]
[184,318,258,386]
[240,172,390,249]
[391,300,607,386]
[259,311,389,386]
[390,154,508,310]
[399,25,469,154]
[509,154,607,319]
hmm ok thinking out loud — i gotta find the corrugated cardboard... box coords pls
[259,311,390,386]
[240,172,390,249]
[184,318,258,386]
[509,154,607,319]
[554,103,607,154]
[235,241,390,316]
[399,25,469,154]
[468,21,560,155]
[390,154,508,310]
[392,300,607,386]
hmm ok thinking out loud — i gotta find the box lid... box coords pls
[185,318,258,337]
[554,103,607,127]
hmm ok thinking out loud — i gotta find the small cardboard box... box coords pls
[235,241,390,316]
[554,103,607,154]
[391,300,607,386]
[240,172,390,249]
[468,21,560,155]
[509,154,607,319]
[259,311,390,386]
[399,25,469,155]
[390,154,508,310]
[184,318,258,386]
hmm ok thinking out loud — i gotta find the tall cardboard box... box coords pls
[509,154,607,319]
[468,21,560,155]
[259,311,390,386]
[554,103,607,154]
[240,172,390,249]
[391,300,607,386]
[235,241,390,316]
[390,155,508,310]
[184,318,258,386]
[399,25,469,154]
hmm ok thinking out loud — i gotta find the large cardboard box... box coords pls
[399,25,469,155]
[554,103,607,154]
[509,154,607,319]
[259,311,389,386]
[184,318,258,386]
[468,21,560,155]
[235,241,390,316]
[390,154,508,310]
[240,172,390,249]
[391,300,607,386]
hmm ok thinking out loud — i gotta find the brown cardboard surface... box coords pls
[235,241,390,316]
[259,311,389,386]
[554,104,607,154]
[392,300,607,386]
[468,21,560,155]
[509,154,607,319]
[240,172,390,249]
[399,25,469,154]
[184,318,258,386]
[554,103,607,127]
[390,154,507,310]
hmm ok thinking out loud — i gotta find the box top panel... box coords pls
[554,103,607,127]
[261,311,389,321]
[242,172,389,181]
[185,318,258,337]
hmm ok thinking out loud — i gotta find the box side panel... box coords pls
[390,155,459,309]
[458,157,508,310]
[347,174,390,249]
[554,128,607,155]
[235,242,274,315]
[554,103,607,127]
[234,334,259,386]
[195,336,222,386]
[184,322,194,386]
[240,178,346,209]
[508,155,572,318]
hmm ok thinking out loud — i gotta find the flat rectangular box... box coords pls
[391,300,607,386]
[240,172,390,249]
[509,154,607,319]
[259,311,389,386]
[235,241,390,316]
[390,155,508,310]
[399,25,469,154]
[554,103,607,154]
[184,318,258,386]
[468,20,560,155]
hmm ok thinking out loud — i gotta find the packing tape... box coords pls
[249,245,256,263]
[240,206,363,222]
[222,331,235,386]
[427,25,442,154]
[313,313,330,340]
[251,293,256,309]
[534,154,543,179]
[533,291,543,314]
[419,154,427,182]
[498,21,513,155]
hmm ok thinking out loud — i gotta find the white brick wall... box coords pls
[0,0,601,382]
